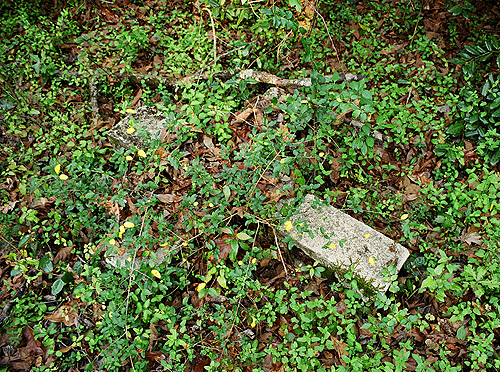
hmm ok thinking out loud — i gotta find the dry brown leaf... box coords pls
[330,335,348,365]
[329,158,340,184]
[203,135,219,156]
[127,196,138,214]
[0,201,16,213]
[461,232,482,246]
[254,108,264,127]
[215,236,232,260]
[156,194,183,204]
[130,88,143,107]
[53,246,73,265]
[153,55,163,67]
[44,300,80,326]
[231,206,247,218]
[232,107,254,125]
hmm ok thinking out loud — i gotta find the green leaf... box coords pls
[464,45,479,56]
[11,266,22,276]
[491,107,500,117]
[491,37,499,49]
[490,97,500,110]
[236,232,252,240]
[229,240,239,262]
[39,253,53,273]
[223,185,231,200]
[485,39,493,51]
[445,121,464,137]
[217,275,227,289]
[287,0,302,12]
[18,234,31,247]
[489,148,500,166]
[482,81,491,96]
[61,272,74,284]
[449,4,462,15]
[52,278,66,295]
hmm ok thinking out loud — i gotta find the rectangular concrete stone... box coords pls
[278,194,409,296]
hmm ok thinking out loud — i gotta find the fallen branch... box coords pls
[59,68,366,90]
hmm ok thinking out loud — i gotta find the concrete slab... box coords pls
[278,194,409,296]
[105,242,181,270]
[107,106,168,149]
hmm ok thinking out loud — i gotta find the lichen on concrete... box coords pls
[278,194,410,297]
[107,106,169,149]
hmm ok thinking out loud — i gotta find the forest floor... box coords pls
[1,0,500,371]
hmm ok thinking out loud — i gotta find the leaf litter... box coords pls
[1,0,500,370]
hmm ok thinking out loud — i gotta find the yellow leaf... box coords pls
[359,23,370,31]
[236,232,252,240]
[251,258,257,264]
[123,221,135,228]
[109,239,116,246]
[364,234,371,238]
[319,152,325,157]
[151,269,161,279]
[400,213,409,220]
[369,256,375,266]
[59,174,68,180]
[125,155,133,161]
[490,204,494,212]
[126,127,135,134]
[284,220,293,231]
[54,164,61,174]
[119,225,126,233]
[197,282,206,292]
[329,242,335,249]
[126,109,136,114]
[251,317,257,328]
[137,149,146,157]
[160,242,168,247]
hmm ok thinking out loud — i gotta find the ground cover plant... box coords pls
[1,0,500,370]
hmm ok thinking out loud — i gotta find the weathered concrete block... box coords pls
[107,106,168,149]
[105,243,181,270]
[278,194,409,296]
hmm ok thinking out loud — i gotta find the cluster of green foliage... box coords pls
[1,0,500,371]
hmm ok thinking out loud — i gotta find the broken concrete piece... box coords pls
[278,194,409,296]
[107,106,168,149]
[105,243,181,270]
